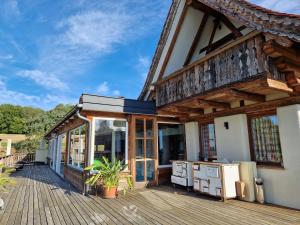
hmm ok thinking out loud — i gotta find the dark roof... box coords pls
[44,94,156,138]
[139,0,300,100]
[80,94,156,115]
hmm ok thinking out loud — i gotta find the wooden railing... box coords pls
[156,33,286,106]
[0,153,35,167]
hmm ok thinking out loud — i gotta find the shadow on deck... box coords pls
[0,165,299,225]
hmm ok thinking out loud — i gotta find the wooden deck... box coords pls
[0,166,299,225]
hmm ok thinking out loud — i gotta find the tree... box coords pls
[0,103,74,153]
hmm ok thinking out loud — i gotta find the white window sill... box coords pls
[67,164,84,172]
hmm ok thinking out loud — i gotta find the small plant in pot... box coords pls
[84,157,133,199]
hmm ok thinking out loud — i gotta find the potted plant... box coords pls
[84,157,133,199]
[0,164,16,210]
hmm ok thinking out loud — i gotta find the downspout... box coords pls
[75,104,92,195]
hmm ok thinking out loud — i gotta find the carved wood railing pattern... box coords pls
[156,34,285,106]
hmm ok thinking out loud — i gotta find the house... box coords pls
[45,0,300,209]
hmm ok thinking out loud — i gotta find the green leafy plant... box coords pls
[0,164,16,192]
[84,157,133,194]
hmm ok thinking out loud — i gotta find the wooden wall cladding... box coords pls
[64,166,84,191]
[156,34,286,106]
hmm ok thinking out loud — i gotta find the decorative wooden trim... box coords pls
[157,1,191,82]
[184,13,209,66]
[155,31,261,86]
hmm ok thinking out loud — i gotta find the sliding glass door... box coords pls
[134,117,157,184]
[56,133,67,177]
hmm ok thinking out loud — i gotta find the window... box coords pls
[93,119,127,163]
[199,123,217,161]
[158,124,185,166]
[135,118,155,182]
[68,125,86,169]
[249,115,282,166]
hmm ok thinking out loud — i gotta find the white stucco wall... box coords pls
[214,107,300,209]
[257,105,300,209]
[164,7,204,77]
[185,122,199,161]
[215,114,251,162]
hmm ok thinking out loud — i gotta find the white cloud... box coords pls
[97,81,109,95]
[112,90,120,96]
[250,0,300,14]
[17,69,68,91]
[135,55,151,82]
[0,78,75,109]
[0,0,20,20]
[96,81,121,96]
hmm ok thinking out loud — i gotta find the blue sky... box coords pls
[0,0,299,110]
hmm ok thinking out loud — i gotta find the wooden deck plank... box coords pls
[0,165,299,225]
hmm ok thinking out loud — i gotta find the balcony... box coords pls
[156,33,293,108]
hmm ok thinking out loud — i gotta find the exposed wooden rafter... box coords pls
[184,13,209,66]
[156,109,188,117]
[196,99,231,109]
[228,89,266,102]
[190,0,242,38]
[207,18,220,53]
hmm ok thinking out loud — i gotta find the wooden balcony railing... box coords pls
[0,153,35,167]
[156,33,286,106]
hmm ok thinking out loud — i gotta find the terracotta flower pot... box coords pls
[102,186,117,199]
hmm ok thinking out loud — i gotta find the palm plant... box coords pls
[84,157,133,197]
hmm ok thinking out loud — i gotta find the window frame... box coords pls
[157,122,186,168]
[67,124,87,171]
[247,112,283,167]
[91,117,128,167]
[198,121,217,161]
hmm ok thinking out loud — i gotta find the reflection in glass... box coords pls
[146,140,154,158]
[146,160,155,181]
[136,140,144,159]
[136,161,145,182]
[146,120,153,138]
[136,119,144,138]
[158,124,185,165]
[94,119,127,162]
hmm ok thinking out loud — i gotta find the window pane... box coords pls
[136,119,144,138]
[74,128,80,167]
[79,125,86,168]
[146,120,153,138]
[135,140,144,159]
[69,131,74,165]
[60,135,67,175]
[146,160,155,181]
[199,123,217,160]
[251,115,282,164]
[158,124,185,165]
[94,119,127,163]
[136,161,144,182]
[146,140,154,158]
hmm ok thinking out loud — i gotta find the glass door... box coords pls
[135,117,157,184]
[56,133,67,177]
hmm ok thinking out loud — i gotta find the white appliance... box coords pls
[171,161,193,188]
[237,161,257,202]
[193,162,240,200]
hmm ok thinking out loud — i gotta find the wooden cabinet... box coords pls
[193,162,240,200]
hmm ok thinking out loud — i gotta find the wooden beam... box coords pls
[157,2,190,81]
[228,89,266,102]
[189,95,300,122]
[199,26,246,54]
[196,99,231,109]
[266,78,294,94]
[275,58,300,77]
[191,0,242,38]
[286,72,300,87]
[206,19,220,53]
[184,13,208,66]
[263,40,300,64]
[175,106,204,114]
[156,109,188,117]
